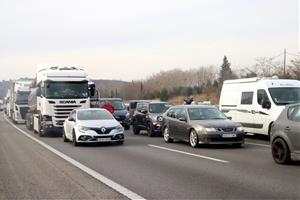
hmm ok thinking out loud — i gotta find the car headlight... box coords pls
[157,116,163,122]
[116,125,124,131]
[126,112,130,118]
[236,127,244,132]
[205,128,217,132]
[78,125,90,132]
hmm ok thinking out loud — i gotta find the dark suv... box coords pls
[132,101,173,136]
[99,98,130,130]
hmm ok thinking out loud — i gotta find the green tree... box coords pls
[219,56,236,84]
[159,88,169,101]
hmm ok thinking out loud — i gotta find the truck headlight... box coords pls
[236,127,244,132]
[205,128,217,132]
[78,126,90,132]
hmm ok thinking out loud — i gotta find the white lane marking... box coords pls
[4,116,145,200]
[245,142,270,148]
[148,144,229,163]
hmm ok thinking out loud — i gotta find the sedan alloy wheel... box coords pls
[189,130,199,148]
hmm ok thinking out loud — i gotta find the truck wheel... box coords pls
[26,114,33,130]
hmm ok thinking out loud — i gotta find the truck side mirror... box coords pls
[262,99,271,109]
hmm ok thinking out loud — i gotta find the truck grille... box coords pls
[53,105,82,126]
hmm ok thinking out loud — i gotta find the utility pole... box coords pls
[283,48,286,76]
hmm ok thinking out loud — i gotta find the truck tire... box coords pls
[25,114,33,130]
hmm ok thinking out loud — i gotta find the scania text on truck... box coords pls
[219,77,300,136]
[26,65,94,136]
[9,80,32,123]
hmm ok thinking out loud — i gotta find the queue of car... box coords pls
[3,75,298,165]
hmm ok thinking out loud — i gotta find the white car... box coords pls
[63,108,125,146]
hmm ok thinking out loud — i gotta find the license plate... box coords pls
[98,138,111,142]
[222,134,236,138]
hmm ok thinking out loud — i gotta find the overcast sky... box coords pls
[0,0,298,81]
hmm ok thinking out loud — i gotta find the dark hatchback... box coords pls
[163,105,245,148]
[98,98,130,130]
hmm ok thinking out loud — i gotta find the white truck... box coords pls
[219,77,300,136]
[8,80,32,123]
[26,65,93,136]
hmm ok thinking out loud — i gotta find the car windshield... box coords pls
[44,81,88,99]
[105,100,125,110]
[15,91,30,104]
[269,87,300,105]
[188,107,227,120]
[149,103,173,113]
[77,110,114,120]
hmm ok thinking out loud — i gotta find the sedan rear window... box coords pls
[77,110,114,120]
[188,107,227,120]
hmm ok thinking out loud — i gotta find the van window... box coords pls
[241,92,253,105]
[257,90,270,105]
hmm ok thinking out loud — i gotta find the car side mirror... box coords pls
[262,99,271,109]
[179,117,187,122]
[69,117,75,122]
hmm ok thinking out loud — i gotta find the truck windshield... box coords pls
[269,87,300,105]
[16,91,30,104]
[44,81,88,99]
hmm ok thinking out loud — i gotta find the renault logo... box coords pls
[101,127,106,133]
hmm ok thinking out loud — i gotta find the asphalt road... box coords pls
[0,113,126,200]
[1,112,299,199]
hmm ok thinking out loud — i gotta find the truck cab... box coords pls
[27,65,92,136]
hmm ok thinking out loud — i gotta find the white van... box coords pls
[219,77,300,136]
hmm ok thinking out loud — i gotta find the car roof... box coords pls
[129,100,149,102]
[75,108,107,112]
[99,98,122,101]
[171,105,217,109]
